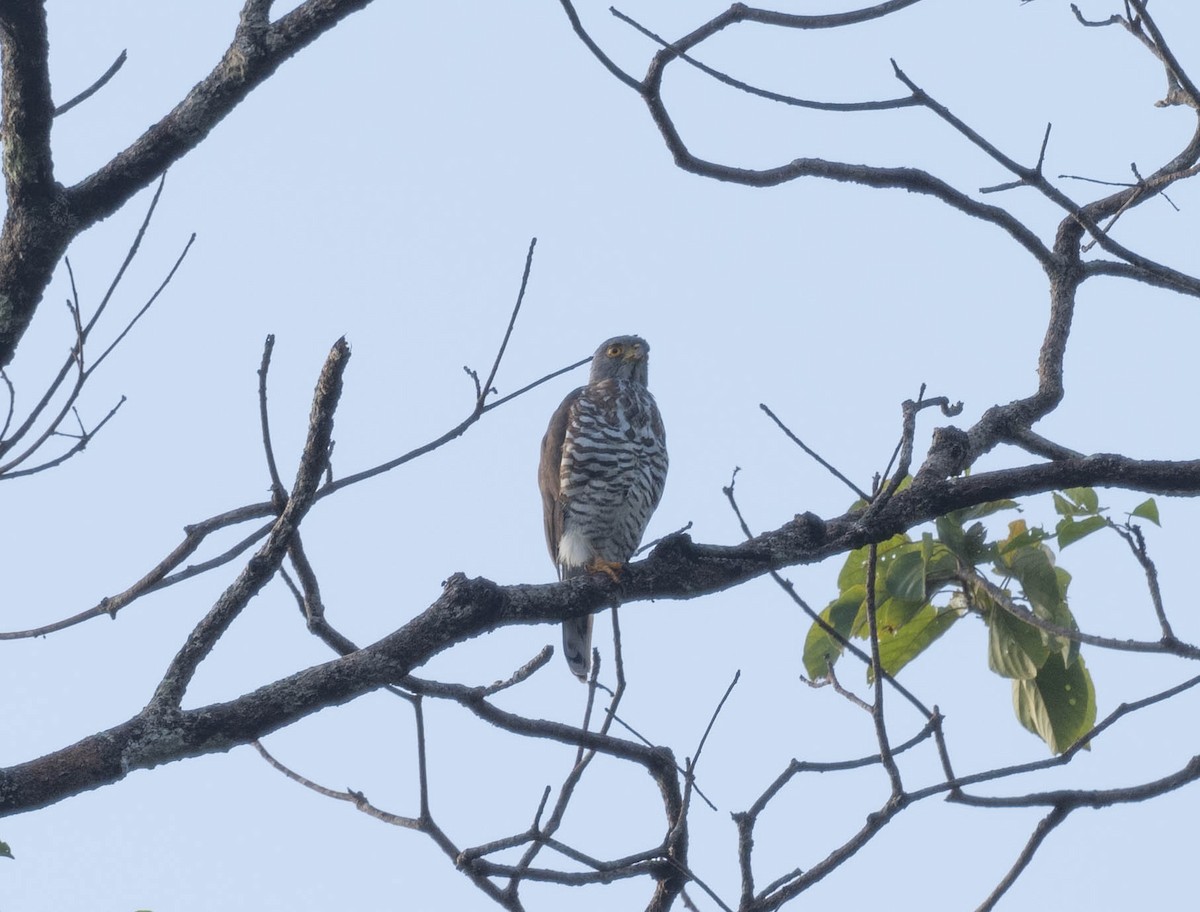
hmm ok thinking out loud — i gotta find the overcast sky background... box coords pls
[2,2,1199,910]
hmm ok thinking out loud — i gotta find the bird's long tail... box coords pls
[562,613,593,681]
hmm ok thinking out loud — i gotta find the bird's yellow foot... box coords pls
[587,558,625,582]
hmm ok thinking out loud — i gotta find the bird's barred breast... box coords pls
[557,382,667,565]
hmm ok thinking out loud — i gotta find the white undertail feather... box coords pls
[557,528,594,571]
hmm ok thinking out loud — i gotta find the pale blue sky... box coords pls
[3,2,1199,910]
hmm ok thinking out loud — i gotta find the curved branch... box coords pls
[611,7,918,113]
[53,49,127,117]
[66,0,375,227]
[1125,0,1200,111]
[950,754,1200,810]
[580,2,1056,267]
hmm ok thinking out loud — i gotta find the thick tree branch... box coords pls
[0,1,56,203]
[0,0,69,366]
[0,0,376,368]
[3,445,1199,816]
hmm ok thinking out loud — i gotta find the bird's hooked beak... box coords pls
[624,344,645,362]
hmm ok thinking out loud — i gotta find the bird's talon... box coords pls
[587,558,625,582]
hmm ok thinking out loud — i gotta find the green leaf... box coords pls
[836,548,865,591]
[937,515,992,565]
[923,542,960,590]
[803,587,864,678]
[1013,653,1097,754]
[837,535,911,591]
[1004,542,1062,615]
[1046,567,1080,665]
[1062,487,1100,514]
[986,601,1049,680]
[998,521,1049,556]
[935,514,965,561]
[962,522,990,563]
[0,840,11,859]
[875,604,961,678]
[884,549,927,602]
[877,595,926,634]
[1131,498,1161,526]
[957,499,1020,521]
[1056,515,1106,549]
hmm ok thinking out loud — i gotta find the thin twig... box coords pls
[722,471,935,719]
[611,6,918,113]
[907,673,1200,803]
[595,676,718,812]
[88,233,196,375]
[865,542,904,796]
[0,177,176,476]
[691,670,739,774]
[477,237,536,409]
[802,656,872,712]
[257,333,287,506]
[252,739,422,828]
[760,403,869,500]
[975,807,1070,912]
[0,369,14,440]
[961,568,1200,659]
[54,49,127,116]
[480,355,589,413]
[0,394,126,478]
[1108,519,1175,642]
[321,244,542,495]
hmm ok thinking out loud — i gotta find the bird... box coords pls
[538,335,668,680]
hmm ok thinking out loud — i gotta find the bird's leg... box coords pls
[586,557,624,582]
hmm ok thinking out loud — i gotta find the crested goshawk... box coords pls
[538,335,668,680]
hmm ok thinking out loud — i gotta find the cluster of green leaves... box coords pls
[804,487,1159,754]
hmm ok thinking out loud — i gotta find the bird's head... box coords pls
[589,335,650,386]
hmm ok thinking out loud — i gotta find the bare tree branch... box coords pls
[3,5,1200,909]
[0,0,379,368]
[66,0,375,227]
[150,337,347,708]
[975,807,1070,912]
[0,174,177,474]
[53,49,126,117]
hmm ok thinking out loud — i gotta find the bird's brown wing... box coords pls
[538,388,581,575]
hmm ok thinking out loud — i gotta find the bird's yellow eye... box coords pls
[607,343,624,357]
